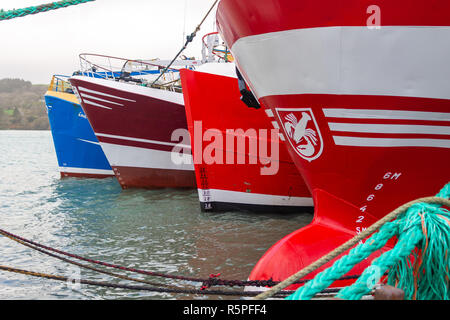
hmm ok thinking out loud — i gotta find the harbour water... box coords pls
[0,130,313,300]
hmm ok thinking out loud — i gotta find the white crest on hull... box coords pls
[276,108,324,162]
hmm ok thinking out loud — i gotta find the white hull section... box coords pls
[231,26,450,100]
[100,142,194,171]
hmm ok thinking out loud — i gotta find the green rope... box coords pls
[286,182,450,300]
[284,214,399,300]
[0,0,95,21]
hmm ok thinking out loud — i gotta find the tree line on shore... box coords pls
[0,78,50,130]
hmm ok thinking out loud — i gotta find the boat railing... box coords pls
[75,32,230,92]
[47,75,74,94]
[201,32,233,63]
[76,53,202,92]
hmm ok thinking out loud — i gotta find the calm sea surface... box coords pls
[0,130,312,300]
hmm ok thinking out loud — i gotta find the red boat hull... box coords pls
[217,0,450,290]
[69,76,196,189]
[180,66,313,213]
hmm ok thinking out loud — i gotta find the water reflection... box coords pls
[0,131,313,300]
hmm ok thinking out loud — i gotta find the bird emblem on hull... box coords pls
[276,108,324,162]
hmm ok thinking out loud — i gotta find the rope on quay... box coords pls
[254,182,450,300]
[0,0,95,21]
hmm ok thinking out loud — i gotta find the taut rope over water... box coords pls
[0,0,95,21]
[0,225,361,292]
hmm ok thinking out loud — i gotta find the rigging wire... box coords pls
[151,0,219,86]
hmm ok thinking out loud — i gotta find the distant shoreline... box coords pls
[0,78,50,130]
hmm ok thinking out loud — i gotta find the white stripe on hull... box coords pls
[323,108,450,148]
[78,86,136,102]
[79,92,125,106]
[232,26,450,100]
[197,188,313,207]
[82,99,112,110]
[95,132,191,149]
[59,167,114,175]
[333,136,450,148]
[99,142,194,171]
[328,123,450,135]
[323,109,450,122]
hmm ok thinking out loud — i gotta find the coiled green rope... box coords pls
[0,0,95,21]
[285,183,450,300]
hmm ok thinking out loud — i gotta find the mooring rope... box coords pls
[0,227,359,290]
[0,0,95,21]
[4,232,184,290]
[0,264,301,297]
[0,226,272,287]
[255,183,450,300]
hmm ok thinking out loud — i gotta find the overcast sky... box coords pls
[0,0,219,84]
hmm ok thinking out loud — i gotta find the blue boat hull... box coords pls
[45,92,114,178]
